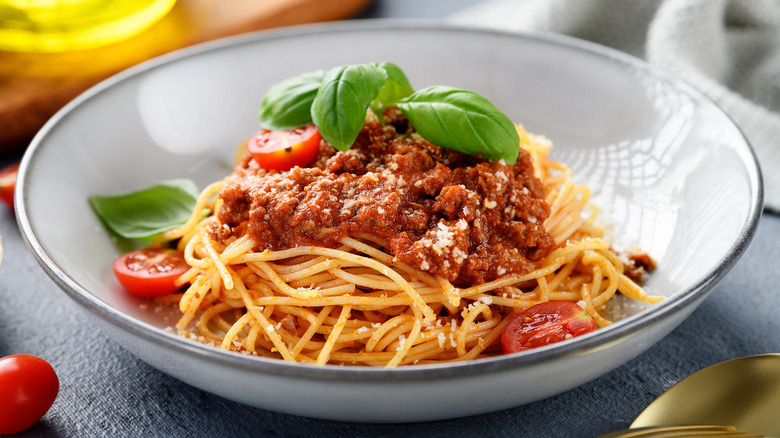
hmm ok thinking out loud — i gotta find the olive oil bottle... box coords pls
[0,0,176,52]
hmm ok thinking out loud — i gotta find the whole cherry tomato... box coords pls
[501,301,597,354]
[247,124,321,171]
[0,355,59,434]
[113,248,189,297]
[0,162,19,208]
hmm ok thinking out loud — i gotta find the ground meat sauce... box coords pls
[213,110,557,287]
[623,252,657,283]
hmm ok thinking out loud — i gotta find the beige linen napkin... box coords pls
[450,0,780,212]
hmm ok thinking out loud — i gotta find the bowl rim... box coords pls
[15,19,764,381]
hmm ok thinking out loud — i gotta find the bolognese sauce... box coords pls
[213,110,556,287]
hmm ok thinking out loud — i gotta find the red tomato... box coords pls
[247,124,321,171]
[0,355,59,435]
[113,248,189,297]
[0,162,19,208]
[501,301,597,354]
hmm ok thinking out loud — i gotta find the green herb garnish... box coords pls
[88,179,199,241]
[258,70,324,130]
[311,63,388,151]
[397,86,520,163]
[370,62,415,114]
[257,62,520,164]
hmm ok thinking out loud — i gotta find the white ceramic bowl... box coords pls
[16,21,762,422]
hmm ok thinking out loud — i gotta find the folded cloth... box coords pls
[449,0,780,212]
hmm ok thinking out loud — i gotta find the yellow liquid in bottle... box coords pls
[0,0,176,52]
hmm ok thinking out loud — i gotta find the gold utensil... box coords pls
[599,425,759,438]
[601,354,780,437]
[599,424,762,437]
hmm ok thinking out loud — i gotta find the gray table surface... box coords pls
[2,2,778,437]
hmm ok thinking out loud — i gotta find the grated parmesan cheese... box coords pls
[432,222,455,255]
[396,335,407,351]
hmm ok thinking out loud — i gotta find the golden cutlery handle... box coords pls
[598,424,763,438]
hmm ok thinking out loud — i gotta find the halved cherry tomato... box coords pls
[501,301,597,354]
[247,124,321,171]
[0,162,19,208]
[113,248,189,297]
[0,354,59,435]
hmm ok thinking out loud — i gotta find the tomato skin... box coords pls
[0,355,59,435]
[501,301,597,354]
[247,124,321,171]
[113,248,189,297]
[0,162,19,208]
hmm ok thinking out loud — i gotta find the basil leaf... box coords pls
[398,86,520,164]
[256,63,520,164]
[258,70,324,130]
[311,63,388,151]
[371,62,414,114]
[89,179,199,241]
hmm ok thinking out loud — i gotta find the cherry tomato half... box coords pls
[0,355,59,435]
[0,162,19,208]
[113,248,189,297]
[247,124,321,171]
[501,301,597,354]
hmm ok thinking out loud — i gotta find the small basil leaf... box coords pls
[371,62,414,114]
[258,70,324,130]
[398,86,520,164]
[311,63,388,151]
[89,179,199,241]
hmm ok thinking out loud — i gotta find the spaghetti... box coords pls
[157,120,662,367]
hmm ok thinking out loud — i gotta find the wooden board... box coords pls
[0,0,371,154]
